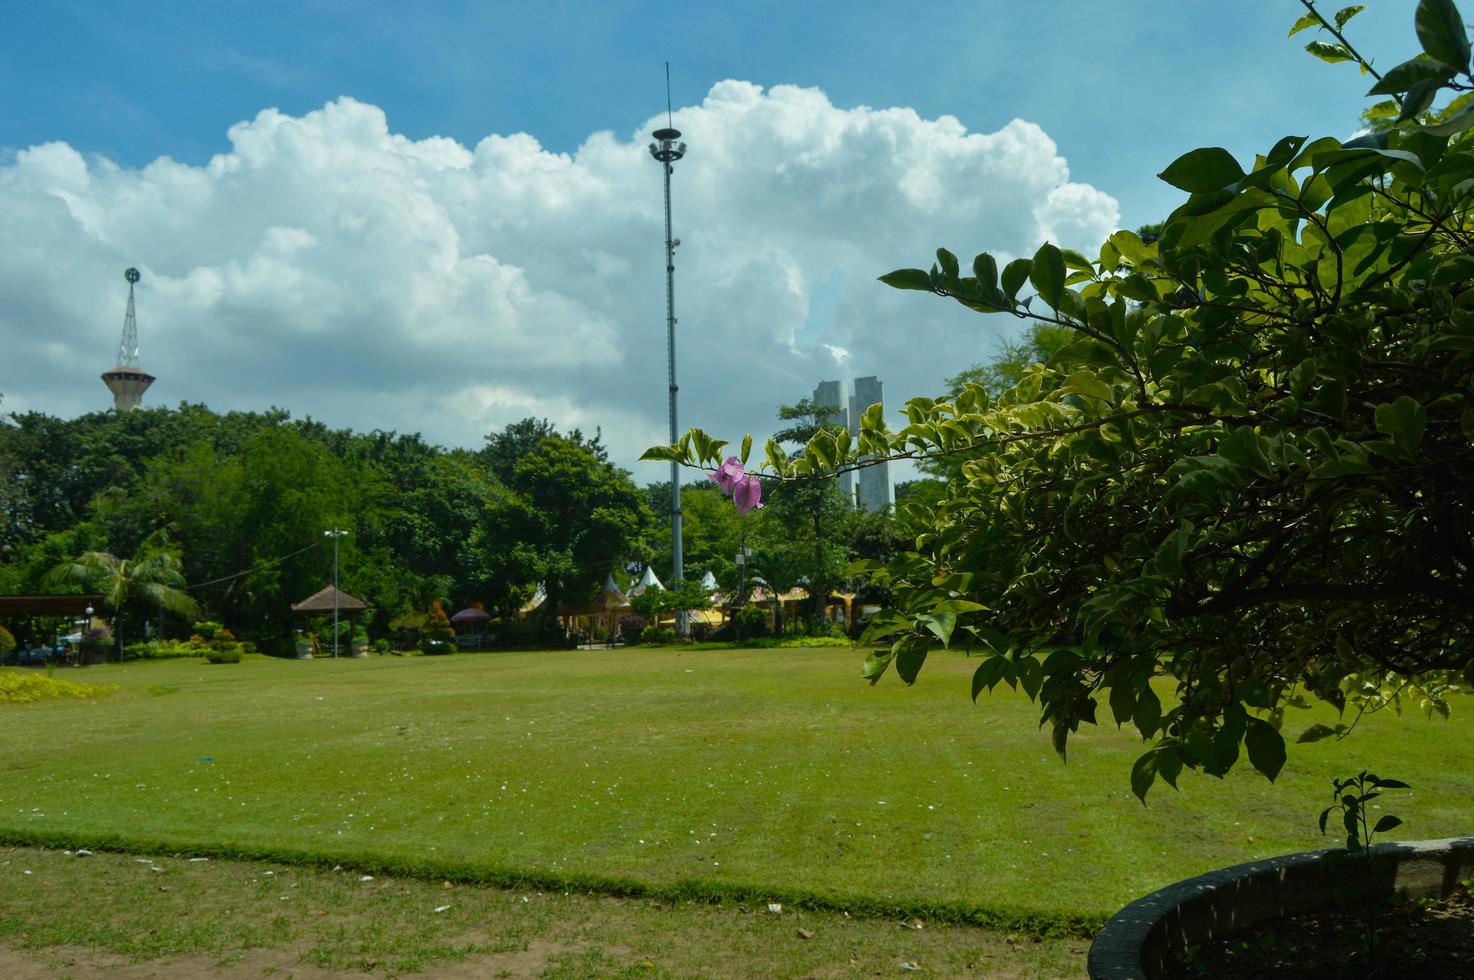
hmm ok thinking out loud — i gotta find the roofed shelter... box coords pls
[0,594,106,618]
[290,585,367,622]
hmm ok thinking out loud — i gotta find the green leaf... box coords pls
[1288,11,1321,36]
[638,446,681,463]
[764,437,786,475]
[971,656,1009,701]
[1368,56,1455,95]
[936,248,960,283]
[1134,684,1162,740]
[1319,806,1333,835]
[1016,655,1044,701]
[1399,78,1443,121]
[1131,749,1160,804]
[1165,455,1243,499]
[1218,427,1273,479]
[1416,0,1470,72]
[1159,147,1246,192]
[1001,258,1032,300]
[1373,815,1403,833]
[1029,243,1066,310]
[1298,722,1345,743]
[1108,230,1150,266]
[1061,370,1113,404]
[879,269,935,291]
[932,598,987,614]
[1305,40,1354,65]
[739,433,752,466]
[917,611,956,648]
[1334,5,1365,29]
[1244,717,1287,781]
[1373,777,1411,789]
[1374,395,1427,452]
[894,636,930,684]
[972,252,999,295]
[861,648,892,685]
[1421,99,1474,136]
[1109,682,1134,726]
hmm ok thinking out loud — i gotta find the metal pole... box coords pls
[332,533,340,658]
[662,156,687,635]
[325,528,347,657]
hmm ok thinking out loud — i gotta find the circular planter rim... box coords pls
[1088,835,1474,979]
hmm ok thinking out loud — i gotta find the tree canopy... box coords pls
[648,0,1474,798]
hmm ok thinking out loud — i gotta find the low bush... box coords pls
[0,625,15,657]
[203,647,242,664]
[640,626,676,645]
[0,670,117,704]
[751,636,852,649]
[733,604,770,639]
[422,640,453,656]
[124,641,198,660]
[617,614,647,645]
[192,621,225,641]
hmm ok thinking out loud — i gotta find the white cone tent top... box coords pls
[629,565,664,597]
[603,573,625,598]
[700,570,718,590]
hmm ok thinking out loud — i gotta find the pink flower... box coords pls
[708,456,744,495]
[733,473,764,515]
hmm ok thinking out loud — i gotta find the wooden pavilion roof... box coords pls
[0,594,106,617]
[290,585,368,614]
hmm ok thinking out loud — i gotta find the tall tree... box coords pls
[652,0,1474,797]
[45,528,200,659]
[772,398,853,623]
[484,435,650,621]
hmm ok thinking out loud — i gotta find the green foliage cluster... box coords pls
[651,0,1474,797]
[0,670,117,704]
[0,407,650,651]
[0,624,14,655]
[628,578,714,618]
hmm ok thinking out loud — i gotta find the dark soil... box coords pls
[1179,891,1474,979]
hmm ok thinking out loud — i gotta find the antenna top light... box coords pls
[124,267,141,284]
[653,127,681,141]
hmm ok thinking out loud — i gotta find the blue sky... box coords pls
[0,1,1425,473]
[3,1,1415,226]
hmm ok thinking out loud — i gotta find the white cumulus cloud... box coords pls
[0,82,1119,478]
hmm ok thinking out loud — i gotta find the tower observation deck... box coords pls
[101,267,155,412]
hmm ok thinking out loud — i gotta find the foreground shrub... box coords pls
[203,647,242,664]
[750,636,852,649]
[649,4,1474,798]
[618,613,647,644]
[0,670,117,704]
[640,625,676,645]
[124,640,200,660]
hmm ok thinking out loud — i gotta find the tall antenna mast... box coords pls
[649,68,689,635]
[101,267,156,412]
[117,267,142,368]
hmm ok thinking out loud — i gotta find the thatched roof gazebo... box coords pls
[290,585,368,626]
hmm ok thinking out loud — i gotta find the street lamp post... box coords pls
[649,119,688,636]
[324,529,348,658]
[83,605,94,667]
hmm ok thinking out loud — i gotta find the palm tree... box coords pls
[46,529,200,661]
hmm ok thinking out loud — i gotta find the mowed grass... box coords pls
[1,650,1470,929]
[0,846,1087,978]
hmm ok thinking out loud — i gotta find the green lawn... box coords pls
[1,650,1469,930]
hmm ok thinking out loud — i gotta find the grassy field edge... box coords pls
[0,828,1105,939]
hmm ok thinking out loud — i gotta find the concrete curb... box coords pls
[1087,836,1474,979]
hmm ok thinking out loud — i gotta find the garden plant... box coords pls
[648,0,1474,801]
